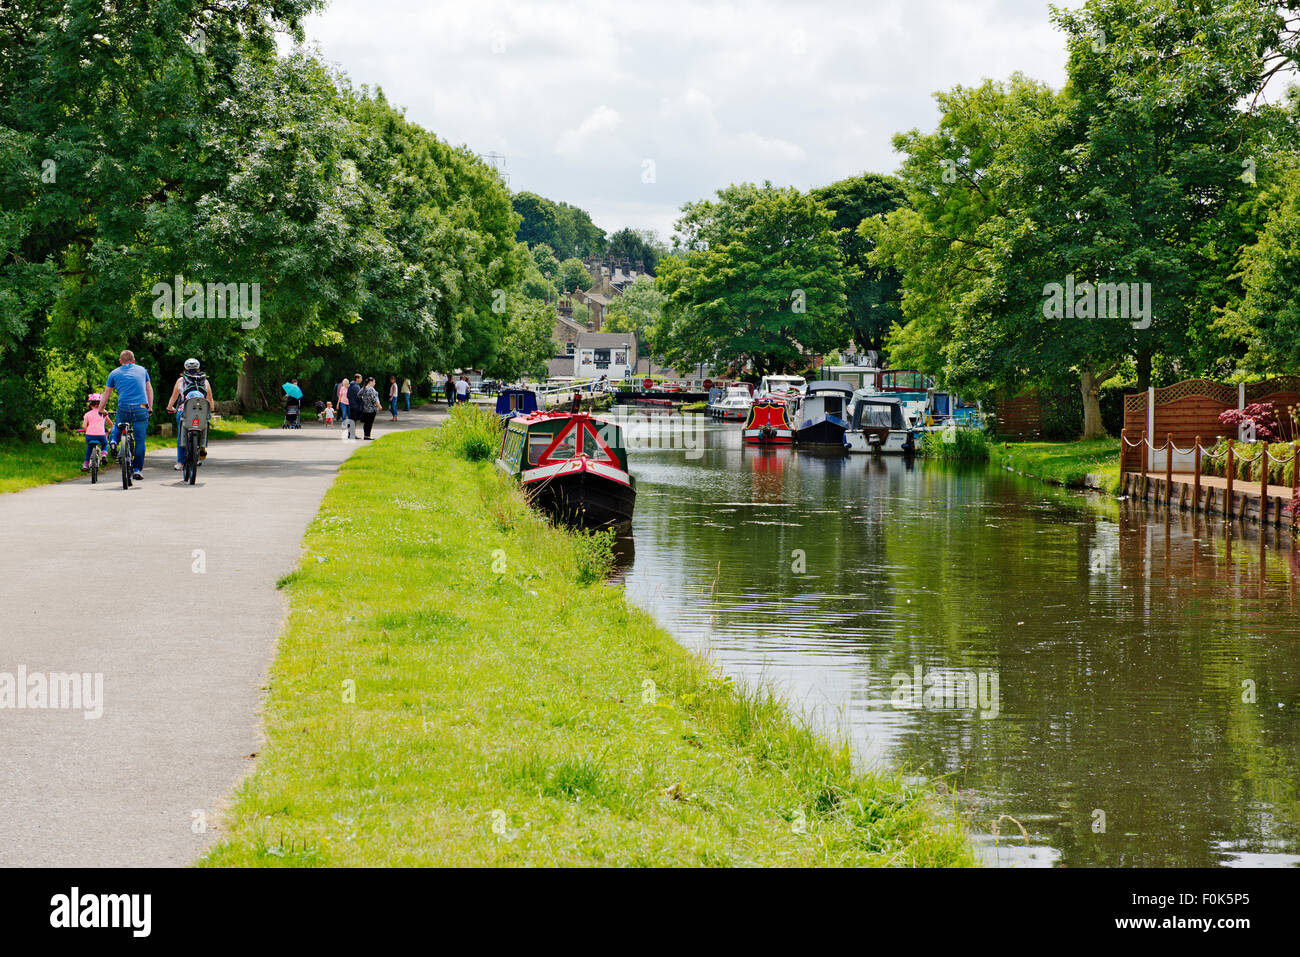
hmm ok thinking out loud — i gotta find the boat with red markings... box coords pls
[741,398,794,444]
[496,410,636,529]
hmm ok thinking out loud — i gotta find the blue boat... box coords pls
[495,388,540,420]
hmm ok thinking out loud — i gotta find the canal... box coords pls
[612,411,1300,867]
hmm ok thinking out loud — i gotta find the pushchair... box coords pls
[283,396,302,429]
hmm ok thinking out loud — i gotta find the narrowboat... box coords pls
[791,380,853,447]
[496,411,636,529]
[742,398,794,444]
[844,393,917,454]
[495,387,540,420]
[706,385,753,420]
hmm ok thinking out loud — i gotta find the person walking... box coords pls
[455,375,470,404]
[443,374,455,406]
[346,374,363,440]
[401,376,412,412]
[337,377,351,433]
[98,349,153,481]
[388,375,399,420]
[360,376,382,440]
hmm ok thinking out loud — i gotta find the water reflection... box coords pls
[613,410,1300,867]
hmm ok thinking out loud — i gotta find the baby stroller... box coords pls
[283,394,302,429]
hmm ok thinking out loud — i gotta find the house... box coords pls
[574,332,637,380]
[553,313,585,356]
[571,289,613,331]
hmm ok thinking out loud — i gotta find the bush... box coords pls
[434,402,503,461]
[921,426,990,462]
[1201,437,1298,484]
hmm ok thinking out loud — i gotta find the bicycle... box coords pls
[89,441,106,483]
[116,420,136,489]
[179,395,210,485]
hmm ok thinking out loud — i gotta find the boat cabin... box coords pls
[495,388,540,420]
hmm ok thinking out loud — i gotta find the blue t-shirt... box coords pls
[107,363,151,409]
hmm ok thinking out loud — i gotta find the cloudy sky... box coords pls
[298,0,1082,240]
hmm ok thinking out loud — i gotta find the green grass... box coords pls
[921,427,991,462]
[989,438,1121,492]
[200,429,975,867]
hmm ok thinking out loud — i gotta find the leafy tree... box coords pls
[1221,162,1300,370]
[603,274,664,343]
[557,258,594,293]
[811,173,907,354]
[655,183,848,375]
[874,0,1287,437]
[512,191,605,256]
[606,227,664,274]
[531,243,561,281]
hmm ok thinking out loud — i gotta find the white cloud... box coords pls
[299,0,1083,240]
[556,105,622,156]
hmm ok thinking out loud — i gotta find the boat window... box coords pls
[547,428,580,461]
[824,397,843,415]
[858,407,894,429]
[527,434,552,465]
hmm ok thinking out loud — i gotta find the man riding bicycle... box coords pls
[98,350,153,481]
[166,358,214,471]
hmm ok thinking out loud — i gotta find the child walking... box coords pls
[80,393,111,471]
[323,401,336,427]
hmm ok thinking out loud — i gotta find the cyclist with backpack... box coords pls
[166,358,214,471]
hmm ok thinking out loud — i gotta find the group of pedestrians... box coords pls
[442,374,471,405]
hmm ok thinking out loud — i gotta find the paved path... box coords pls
[0,405,445,866]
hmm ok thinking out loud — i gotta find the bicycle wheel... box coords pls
[120,433,133,489]
[90,448,99,484]
[185,432,198,484]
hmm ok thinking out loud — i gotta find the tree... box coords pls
[558,258,594,294]
[512,191,605,256]
[811,173,907,355]
[531,243,561,282]
[606,227,665,274]
[655,183,848,375]
[603,274,664,343]
[873,0,1287,438]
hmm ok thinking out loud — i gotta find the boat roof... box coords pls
[807,380,854,394]
[762,374,805,383]
[851,390,903,406]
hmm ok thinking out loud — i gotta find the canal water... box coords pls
[611,411,1300,867]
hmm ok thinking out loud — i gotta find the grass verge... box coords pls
[989,438,1121,493]
[200,428,975,867]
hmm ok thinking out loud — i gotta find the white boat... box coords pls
[756,374,807,399]
[844,392,917,454]
[706,385,754,420]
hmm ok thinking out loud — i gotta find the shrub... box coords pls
[434,403,503,462]
[1219,402,1280,443]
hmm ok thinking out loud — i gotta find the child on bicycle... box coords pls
[80,393,111,471]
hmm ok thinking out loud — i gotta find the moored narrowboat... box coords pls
[495,387,540,420]
[742,398,794,444]
[844,393,916,454]
[496,411,636,529]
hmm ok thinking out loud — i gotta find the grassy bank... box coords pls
[201,427,974,867]
[990,438,1121,493]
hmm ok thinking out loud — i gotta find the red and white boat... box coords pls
[741,398,794,445]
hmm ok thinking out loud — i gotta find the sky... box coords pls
[296,0,1083,241]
